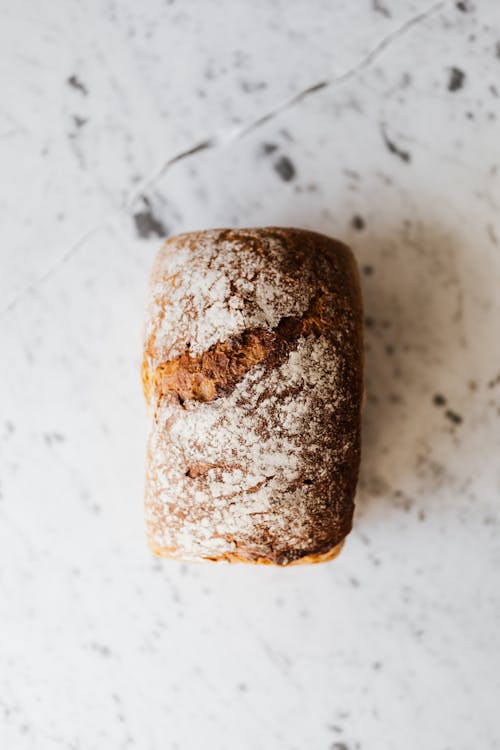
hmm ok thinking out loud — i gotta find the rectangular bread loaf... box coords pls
[142,227,363,565]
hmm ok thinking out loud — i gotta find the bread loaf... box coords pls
[142,227,363,565]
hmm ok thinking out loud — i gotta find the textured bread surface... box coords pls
[143,227,363,565]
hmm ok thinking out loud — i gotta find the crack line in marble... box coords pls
[0,0,446,322]
[128,0,445,204]
[0,221,110,319]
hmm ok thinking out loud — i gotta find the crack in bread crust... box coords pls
[143,293,326,406]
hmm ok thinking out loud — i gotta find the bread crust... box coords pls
[147,539,344,566]
[143,227,363,566]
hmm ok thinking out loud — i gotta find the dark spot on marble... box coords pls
[466,111,474,120]
[365,316,375,328]
[133,196,168,239]
[273,155,296,182]
[349,576,360,588]
[433,393,447,407]
[488,373,500,388]
[393,489,413,511]
[385,344,394,355]
[261,142,277,155]
[331,743,350,750]
[67,74,87,95]
[73,115,87,128]
[456,0,473,11]
[343,168,360,180]
[237,682,247,692]
[362,264,374,276]
[90,642,112,658]
[5,420,14,434]
[445,409,463,425]
[373,0,391,16]
[372,661,382,670]
[418,509,426,521]
[448,67,466,92]
[351,215,365,231]
[381,127,411,162]
[44,431,66,446]
[240,79,267,93]
[328,725,343,734]
[365,473,390,497]
[496,42,500,60]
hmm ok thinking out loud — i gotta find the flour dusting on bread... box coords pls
[143,227,363,565]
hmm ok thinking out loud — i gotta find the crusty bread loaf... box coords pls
[142,227,363,565]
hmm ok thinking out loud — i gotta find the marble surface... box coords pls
[1,1,500,748]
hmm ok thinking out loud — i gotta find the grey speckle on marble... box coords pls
[1,1,500,749]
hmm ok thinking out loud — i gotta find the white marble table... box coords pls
[1,1,500,748]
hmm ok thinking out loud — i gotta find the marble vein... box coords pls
[0,222,109,320]
[128,0,445,205]
[0,0,446,323]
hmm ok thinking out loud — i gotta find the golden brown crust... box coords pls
[142,293,326,406]
[143,227,363,566]
[147,539,344,566]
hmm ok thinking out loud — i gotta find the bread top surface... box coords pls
[144,227,353,364]
[143,227,363,565]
